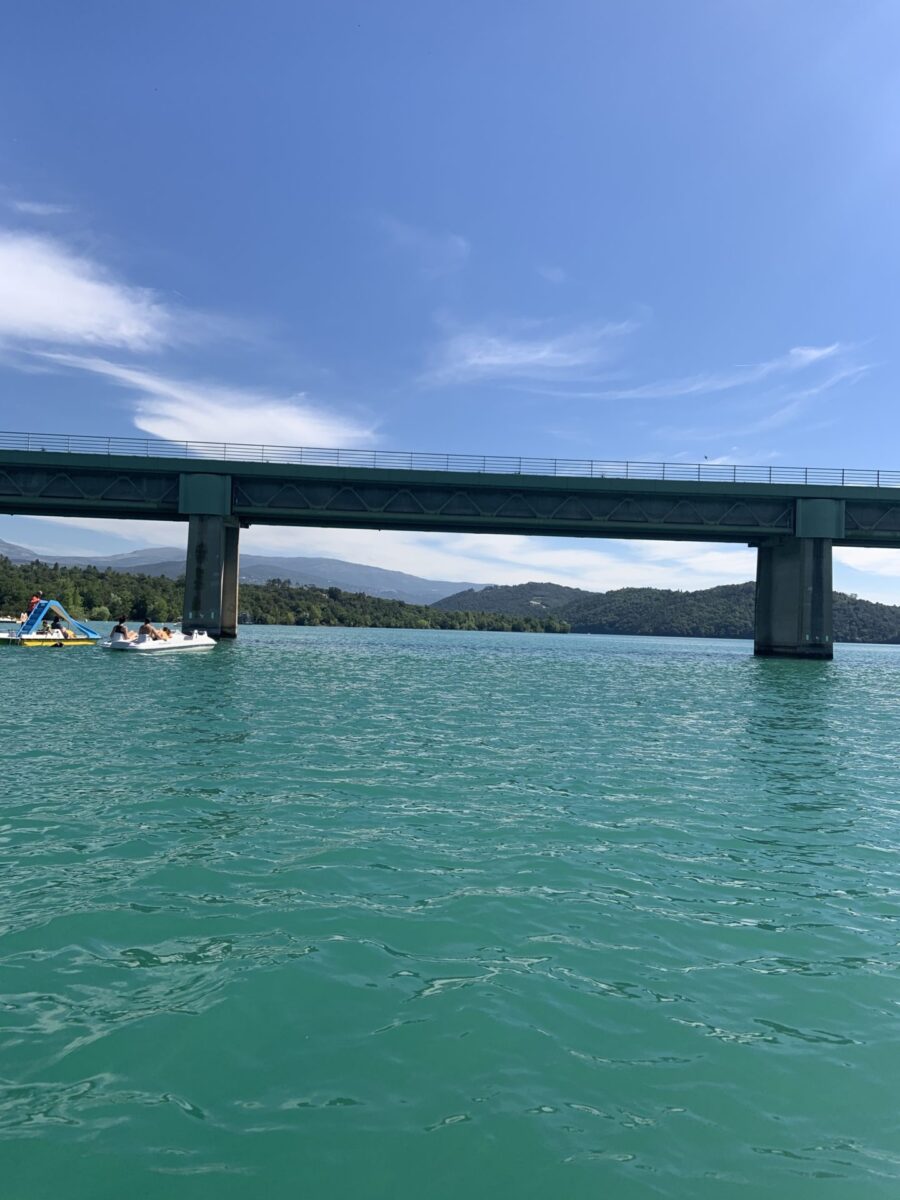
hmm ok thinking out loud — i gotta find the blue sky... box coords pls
[2,1,900,597]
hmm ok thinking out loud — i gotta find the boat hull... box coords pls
[102,633,216,653]
[0,634,97,647]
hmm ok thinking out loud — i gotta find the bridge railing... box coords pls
[2,430,900,488]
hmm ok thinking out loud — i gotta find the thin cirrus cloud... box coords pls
[529,343,846,401]
[738,364,870,436]
[40,353,377,448]
[9,200,72,217]
[652,363,870,445]
[600,343,842,400]
[0,228,174,351]
[423,318,638,386]
[379,216,470,278]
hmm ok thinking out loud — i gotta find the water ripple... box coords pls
[2,629,900,1197]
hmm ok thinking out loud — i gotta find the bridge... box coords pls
[4,431,900,658]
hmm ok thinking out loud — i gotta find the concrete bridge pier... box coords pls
[753,537,833,659]
[753,499,844,660]
[221,523,240,638]
[180,473,239,638]
[182,514,240,637]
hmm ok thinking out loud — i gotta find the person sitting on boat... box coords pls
[111,617,136,642]
[137,618,162,642]
[160,626,173,640]
[50,616,73,640]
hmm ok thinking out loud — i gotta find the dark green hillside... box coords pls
[561,583,900,644]
[832,591,900,645]
[435,578,900,644]
[560,583,756,639]
[433,580,590,616]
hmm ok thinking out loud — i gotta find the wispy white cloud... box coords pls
[651,361,870,447]
[379,216,470,277]
[532,343,845,401]
[423,318,637,386]
[832,551,900,603]
[0,224,372,450]
[649,447,783,467]
[0,229,173,351]
[41,353,377,448]
[834,548,900,579]
[9,200,71,217]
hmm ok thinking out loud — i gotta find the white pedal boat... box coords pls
[103,630,216,653]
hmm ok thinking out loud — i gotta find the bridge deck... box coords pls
[1,437,900,546]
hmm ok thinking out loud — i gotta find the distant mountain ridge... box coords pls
[0,539,481,605]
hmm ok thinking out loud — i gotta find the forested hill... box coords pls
[432,581,590,615]
[0,557,566,633]
[435,580,900,644]
[561,583,756,639]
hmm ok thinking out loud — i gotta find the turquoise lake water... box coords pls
[3,627,900,1198]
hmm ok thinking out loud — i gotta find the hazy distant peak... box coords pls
[0,540,484,606]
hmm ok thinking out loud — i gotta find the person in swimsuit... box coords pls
[111,617,136,641]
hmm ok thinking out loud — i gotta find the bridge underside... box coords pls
[4,448,900,655]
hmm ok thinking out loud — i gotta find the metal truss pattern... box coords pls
[0,464,180,515]
[845,502,900,537]
[232,476,795,538]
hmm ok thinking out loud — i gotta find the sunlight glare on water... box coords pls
[2,628,900,1199]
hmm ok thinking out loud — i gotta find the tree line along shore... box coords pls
[0,558,568,633]
[4,557,900,643]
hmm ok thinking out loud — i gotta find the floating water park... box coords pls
[0,599,100,648]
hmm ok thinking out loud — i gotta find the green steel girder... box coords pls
[3,446,900,548]
[845,501,900,536]
[231,476,794,540]
[0,462,180,517]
